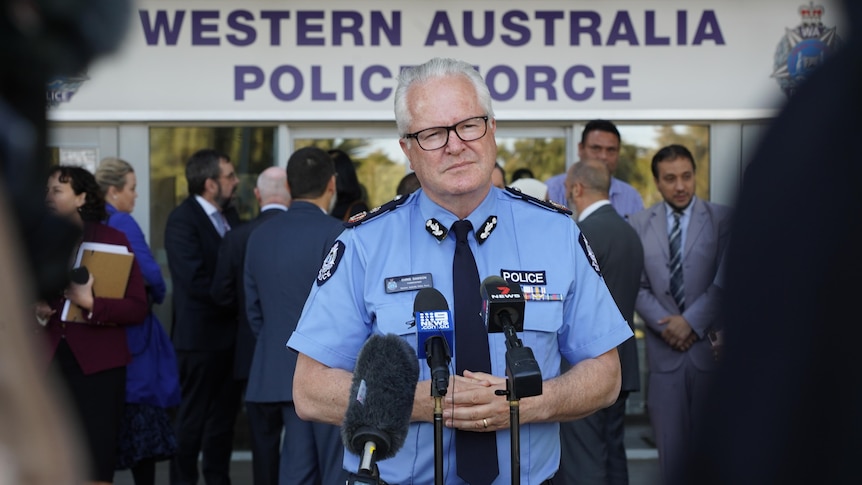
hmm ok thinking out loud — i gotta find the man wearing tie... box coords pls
[165,148,242,485]
[628,144,731,485]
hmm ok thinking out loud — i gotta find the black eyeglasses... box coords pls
[403,116,489,151]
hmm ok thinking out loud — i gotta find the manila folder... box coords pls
[61,246,135,323]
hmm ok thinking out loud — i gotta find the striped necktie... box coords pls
[669,211,685,311]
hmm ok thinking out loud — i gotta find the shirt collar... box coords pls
[260,203,288,212]
[577,199,611,222]
[194,194,220,217]
[664,195,697,219]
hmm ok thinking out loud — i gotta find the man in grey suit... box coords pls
[558,160,644,485]
[243,147,347,485]
[628,145,731,485]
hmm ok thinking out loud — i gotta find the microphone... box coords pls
[342,333,419,481]
[69,266,89,285]
[480,275,542,399]
[480,275,525,334]
[413,287,454,397]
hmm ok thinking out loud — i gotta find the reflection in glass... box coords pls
[148,126,275,333]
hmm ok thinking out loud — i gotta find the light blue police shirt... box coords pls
[288,187,632,485]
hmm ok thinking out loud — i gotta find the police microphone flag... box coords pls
[414,287,454,397]
[342,333,419,479]
[480,275,525,334]
[480,275,542,399]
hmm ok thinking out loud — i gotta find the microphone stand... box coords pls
[427,337,450,485]
[432,387,445,485]
[497,315,542,485]
[346,441,389,485]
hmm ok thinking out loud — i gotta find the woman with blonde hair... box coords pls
[95,158,180,485]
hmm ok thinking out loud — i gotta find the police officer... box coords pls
[287,57,632,485]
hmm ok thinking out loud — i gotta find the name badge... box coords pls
[384,273,433,294]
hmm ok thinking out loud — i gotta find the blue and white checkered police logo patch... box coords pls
[317,240,345,286]
[578,233,602,277]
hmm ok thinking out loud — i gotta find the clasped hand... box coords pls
[63,273,95,312]
[442,370,508,432]
[658,314,697,351]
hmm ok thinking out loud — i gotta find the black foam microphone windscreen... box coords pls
[342,333,419,461]
[69,266,89,285]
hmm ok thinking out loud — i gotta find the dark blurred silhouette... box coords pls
[328,149,369,221]
[510,167,535,182]
[0,2,132,484]
[0,0,131,299]
[689,1,862,484]
[395,171,421,196]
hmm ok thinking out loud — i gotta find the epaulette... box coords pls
[504,186,572,216]
[344,193,411,228]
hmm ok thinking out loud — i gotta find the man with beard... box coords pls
[165,148,242,485]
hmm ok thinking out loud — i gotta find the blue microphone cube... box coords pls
[415,310,454,359]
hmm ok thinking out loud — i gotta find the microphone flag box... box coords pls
[415,310,454,359]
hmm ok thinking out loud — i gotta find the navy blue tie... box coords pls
[451,220,499,485]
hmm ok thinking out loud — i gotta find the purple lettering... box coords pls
[602,66,630,100]
[271,66,303,101]
[677,11,687,45]
[644,11,670,46]
[333,11,363,46]
[463,11,494,47]
[191,10,219,46]
[344,65,354,101]
[570,11,600,46]
[234,65,264,100]
[227,10,256,46]
[370,11,401,46]
[360,65,392,101]
[501,11,530,46]
[297,11,325,46]
[535,11,564,46]
[311,66,336,100]
[425,11,457,46]
[139,10,185,46]
[563,65,595,101]
[693,10,725,45]
[485,66,518,101]
[525,66,557,101]
[607,12,638,46]
[260,11,290,46]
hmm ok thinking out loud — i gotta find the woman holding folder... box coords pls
[36,165,147,485]
[96,157,180,485]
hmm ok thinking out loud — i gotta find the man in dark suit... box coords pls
[243,147,346,485]
[628,145,731,485]
[210,166,291,389]
[165,148,242,485]
[558,160,644,485]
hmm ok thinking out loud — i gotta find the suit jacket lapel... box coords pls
[647,204,669,260]
[683,198,707,261]
[189,196,221,239]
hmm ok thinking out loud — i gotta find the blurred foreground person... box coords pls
[690,1,862,484]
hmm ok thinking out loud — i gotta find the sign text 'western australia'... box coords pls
[138,8,725,104]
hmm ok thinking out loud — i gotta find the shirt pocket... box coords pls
[520,300,563,353]
[376,298,441,382]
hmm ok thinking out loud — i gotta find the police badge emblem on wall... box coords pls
[771,2,842,98]
[46,73,90,108]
